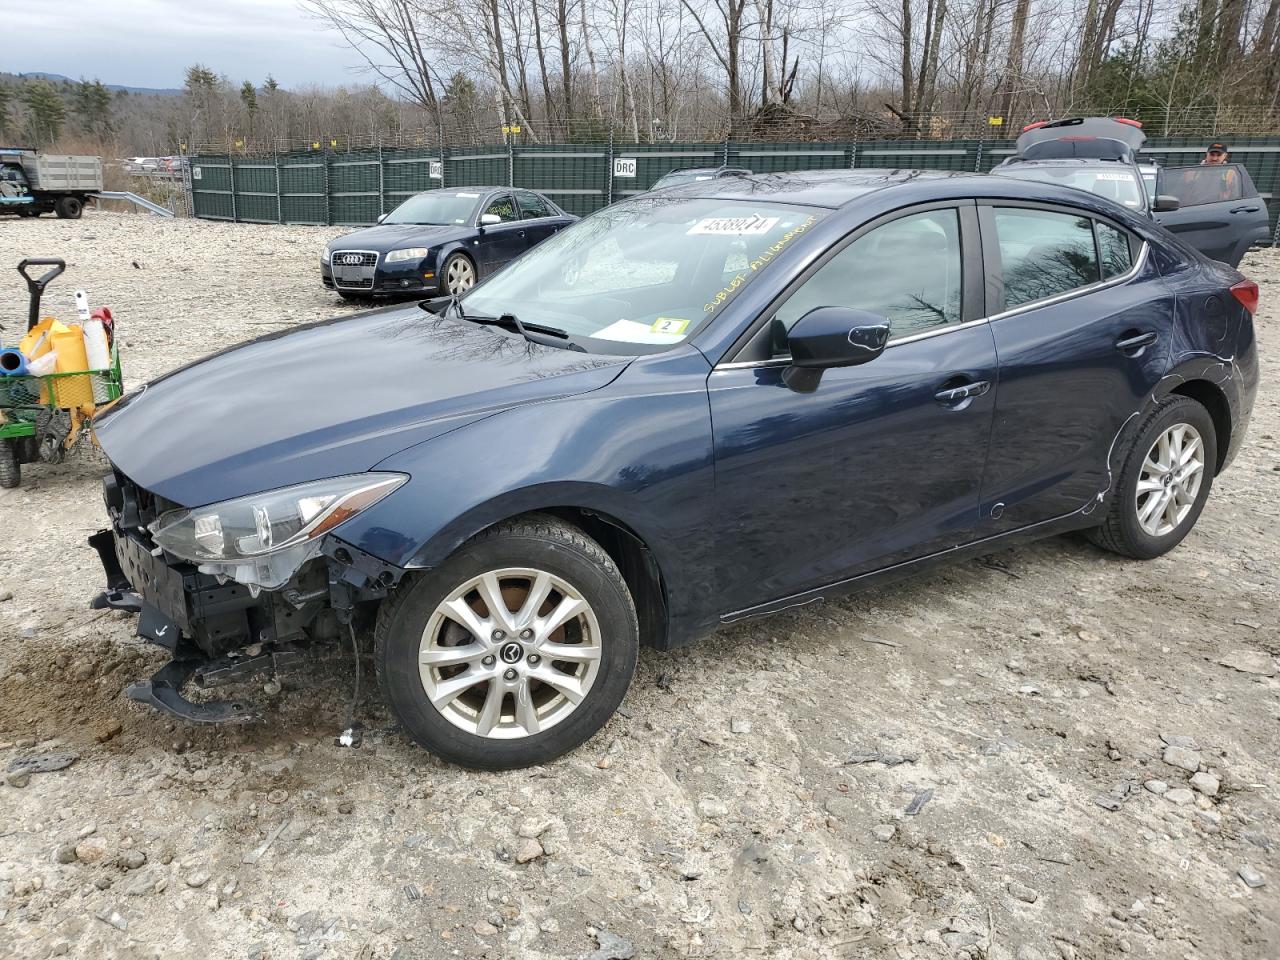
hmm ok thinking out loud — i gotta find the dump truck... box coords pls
[0,147,103,219]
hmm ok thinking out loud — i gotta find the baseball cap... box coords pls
[1206,141,1228,153]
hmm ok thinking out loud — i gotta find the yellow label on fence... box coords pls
[988,116,1004,126]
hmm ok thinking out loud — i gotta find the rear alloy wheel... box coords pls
[1087,395,1216,559]
[55,196,83,219]
[442,253,476,295]
[0,440,19,489]
[376,515,637,769]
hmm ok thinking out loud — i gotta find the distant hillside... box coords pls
[8,72,183,96]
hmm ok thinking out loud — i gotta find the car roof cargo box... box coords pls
[1015,118,1146,162]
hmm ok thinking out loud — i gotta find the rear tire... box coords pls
[1087,396,1216,559]
[55,196,84,219]
[0,440,20,489]
[375,514,638,770]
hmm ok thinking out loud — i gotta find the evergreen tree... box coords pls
[71,78,113,137]
[19,79,67,146]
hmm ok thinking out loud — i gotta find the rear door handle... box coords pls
[1115,331,1158,355]
[1229,205,1261,214]
[934,380,990,405]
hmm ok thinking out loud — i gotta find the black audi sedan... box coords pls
[94,170,1258,771]
[322,187,575,298]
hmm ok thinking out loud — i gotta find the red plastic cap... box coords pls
[1230,279,1259,316]
[1021,121,1048,132]
[1112,117,1143,128]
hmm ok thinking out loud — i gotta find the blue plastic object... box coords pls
[0,348,28,376]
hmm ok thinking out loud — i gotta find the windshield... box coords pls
[460,196,825,353]
[383,191,483,225]
[998,165,1146,211]
[653,171,716,189]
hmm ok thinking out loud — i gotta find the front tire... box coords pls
[375,515,638,770]
[55,196,84,219]
[442,253,476,295]
[1087,395,1216,559]
[0,440,20,489]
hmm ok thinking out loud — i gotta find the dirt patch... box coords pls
[1,212,1277,959]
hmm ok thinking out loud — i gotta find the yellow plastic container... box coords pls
[18,318,59,361]
[50,325,96,409]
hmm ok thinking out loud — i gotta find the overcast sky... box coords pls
[6,0,372,90]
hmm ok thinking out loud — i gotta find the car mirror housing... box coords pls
[1153,194,1181,212]
[480,213,501,225]
[377,213,388,224]
[783,307,892,392]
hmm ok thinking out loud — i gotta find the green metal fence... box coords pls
[190,135,1280,239]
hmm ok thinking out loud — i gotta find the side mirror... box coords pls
[1153,194,1180,213]
[782,307,891,392]
[376,213,388,224]
[479,213,501,225]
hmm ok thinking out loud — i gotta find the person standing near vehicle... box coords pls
[1199,141,1241,201]
[1202,142,1231,165]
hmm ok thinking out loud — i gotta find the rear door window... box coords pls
[516,191,553,219]
[993,208,1100,309]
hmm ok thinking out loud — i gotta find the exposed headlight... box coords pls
[385,247,430,263]
[152,473,405,564]
[321,246,331,263]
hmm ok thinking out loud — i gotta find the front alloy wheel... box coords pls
[443,254,475,294]
[420,568,603,739]
[376,515,638,769]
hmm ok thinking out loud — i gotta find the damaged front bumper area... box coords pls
[90,470,405,724]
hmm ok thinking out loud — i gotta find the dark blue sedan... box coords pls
[94,171,1259,769]
[322,187,575,299]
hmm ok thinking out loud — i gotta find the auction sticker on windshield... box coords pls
[689,214,781,236]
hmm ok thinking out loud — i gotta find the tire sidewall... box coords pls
[1115,399,1217,559]
[56,196,83,219]
[379,528,638,770]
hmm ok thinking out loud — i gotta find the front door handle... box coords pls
[1229,205,1261,214]
[1115,331,1158,355]
[934,379,990,405]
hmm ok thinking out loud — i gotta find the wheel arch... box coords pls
[1163,378,1232,474]
[406,488,674,650]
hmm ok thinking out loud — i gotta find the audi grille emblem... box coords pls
[340,254,363,265]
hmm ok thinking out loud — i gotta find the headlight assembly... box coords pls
[151,474,406,591]
[321,246,331,263]
[385,247,431,263]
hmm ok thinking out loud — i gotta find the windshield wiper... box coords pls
[450,298,584,351]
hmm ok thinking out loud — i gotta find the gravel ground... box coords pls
[0,212,1277,960]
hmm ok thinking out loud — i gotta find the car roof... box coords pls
[655,168,1159,228]
[1000,158,1139,171]
[659,169,964,208]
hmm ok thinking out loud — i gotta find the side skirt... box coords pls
[719,510,1098,625]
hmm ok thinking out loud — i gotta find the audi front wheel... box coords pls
[375,514,638,769]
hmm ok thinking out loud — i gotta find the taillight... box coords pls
[1112,117,1143,128]
[1022,120,1047,132]
[1230,279,1259,316]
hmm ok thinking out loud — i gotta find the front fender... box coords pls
[333,347,719,637]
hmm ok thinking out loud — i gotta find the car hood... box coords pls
[328,223,473,254]
[95,306,629,506]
